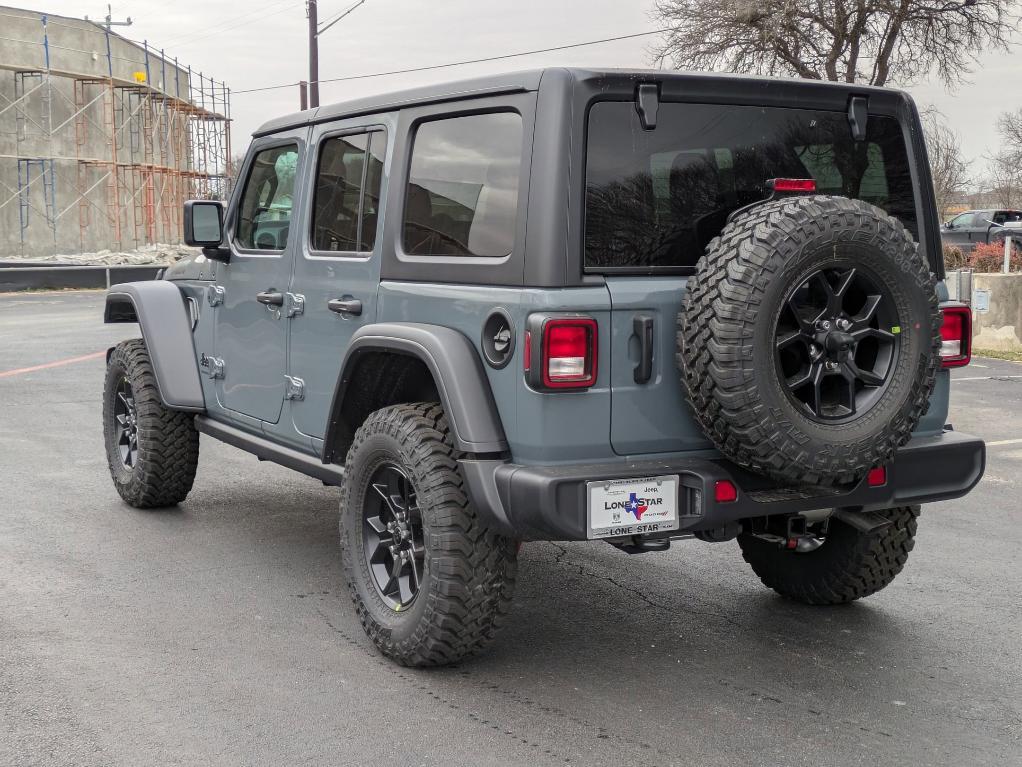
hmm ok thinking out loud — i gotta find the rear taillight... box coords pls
[939,304,971,368]
[526,315,598,390]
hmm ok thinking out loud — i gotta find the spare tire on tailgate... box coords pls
[678,195,940,487]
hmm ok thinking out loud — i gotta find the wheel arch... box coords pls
[322,323,508,464]
[104,281,205,412]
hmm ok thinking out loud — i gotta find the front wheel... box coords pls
[737,506,920,604]
[339,403,517,666]
[102,339,199,508]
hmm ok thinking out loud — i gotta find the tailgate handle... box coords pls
[633,314,654,384]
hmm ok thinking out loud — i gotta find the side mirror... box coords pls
[183,200,229,262]
[944,221,954,229]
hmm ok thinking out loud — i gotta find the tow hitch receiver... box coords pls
[748,509,893,549]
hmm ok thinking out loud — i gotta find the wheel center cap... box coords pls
[822,329,855,356]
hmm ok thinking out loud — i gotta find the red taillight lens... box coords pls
[939,304,971,368]
[867,466,887,487]
[714,480,738,503]
[771,178,816,193]
[542,318,597,388]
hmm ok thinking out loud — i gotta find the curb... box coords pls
[0,264,164,292]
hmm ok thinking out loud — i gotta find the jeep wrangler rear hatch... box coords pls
[583,99,929,456]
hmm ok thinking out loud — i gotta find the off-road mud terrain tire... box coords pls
[339,403,517,667]
[678,195,941,486]
[737,506,920,604]
[103,339,199,508]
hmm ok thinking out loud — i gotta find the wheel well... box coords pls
[105,295,138,323]
[329,351,441,464]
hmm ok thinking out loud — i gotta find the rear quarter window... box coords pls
[584,102,916,271]
[402,112,523,258]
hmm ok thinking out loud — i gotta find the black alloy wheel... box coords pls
[362,463,425,610]
[113,377,140,469]
[775,265,900,423]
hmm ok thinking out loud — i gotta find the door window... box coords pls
[235,144,299,251]
[402,112,522,258]
[311,129,387,253]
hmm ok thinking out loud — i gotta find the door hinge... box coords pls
[200,354,224,379]
[286,292,305,318]
[284,375,305,401]
[207,285,225,307]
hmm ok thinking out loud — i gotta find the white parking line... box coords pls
[987,438,1022,447]
[953,375,1022,382]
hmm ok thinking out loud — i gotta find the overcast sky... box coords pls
[25,0,1021,175]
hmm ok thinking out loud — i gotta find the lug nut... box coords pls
[826,361,839,371]
[837,318,852,330]
[819,320,831,331]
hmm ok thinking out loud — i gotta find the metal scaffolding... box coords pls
[0,9,232,256]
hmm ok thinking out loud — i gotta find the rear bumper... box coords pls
[460,430,985,540]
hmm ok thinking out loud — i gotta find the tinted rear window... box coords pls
[585,102,916,271]
[403,112,522,258]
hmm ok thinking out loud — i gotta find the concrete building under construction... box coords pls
[0,6,231,257]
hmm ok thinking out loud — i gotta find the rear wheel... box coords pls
[103,339,199,508]
[339,403,517,666]
[737,506,920,604]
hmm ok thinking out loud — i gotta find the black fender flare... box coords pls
[104,281,205,412]
[323,322,508,462]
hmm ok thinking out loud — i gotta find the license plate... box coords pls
[586,475,680,539]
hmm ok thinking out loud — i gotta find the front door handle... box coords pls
[328,297,363,316]
[256,291,284,306]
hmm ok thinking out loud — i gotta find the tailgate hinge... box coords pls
[635,83,659,130]
[848,95,868,141]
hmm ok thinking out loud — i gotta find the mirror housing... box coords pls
[944,221,954,229]
[183,200,230,262]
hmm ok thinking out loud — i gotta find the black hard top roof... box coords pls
[253,67,907,138]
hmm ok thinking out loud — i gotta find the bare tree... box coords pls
[996,107,1022,148]
[921,108,971,220]
[982,109,1022,207]
[652,1,1018,88]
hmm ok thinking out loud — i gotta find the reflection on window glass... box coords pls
[403,112,522,257]
[584,103,916,270]
[236,144,299,251]
[311,130,387,253]
[313,134,367,252]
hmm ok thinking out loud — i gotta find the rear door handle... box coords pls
[256,291,284,306]
[633,314,654,384]
[328,297,363,316]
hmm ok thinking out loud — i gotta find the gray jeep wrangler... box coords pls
[102,69,985,666]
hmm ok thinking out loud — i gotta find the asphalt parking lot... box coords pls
[2,290,1020,767]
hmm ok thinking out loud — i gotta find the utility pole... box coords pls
[85,4,132,30]
[307,0,319,108]
[306,0,367,110]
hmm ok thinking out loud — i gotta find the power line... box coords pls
[159,0,303,49]
[235,27,670,95]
